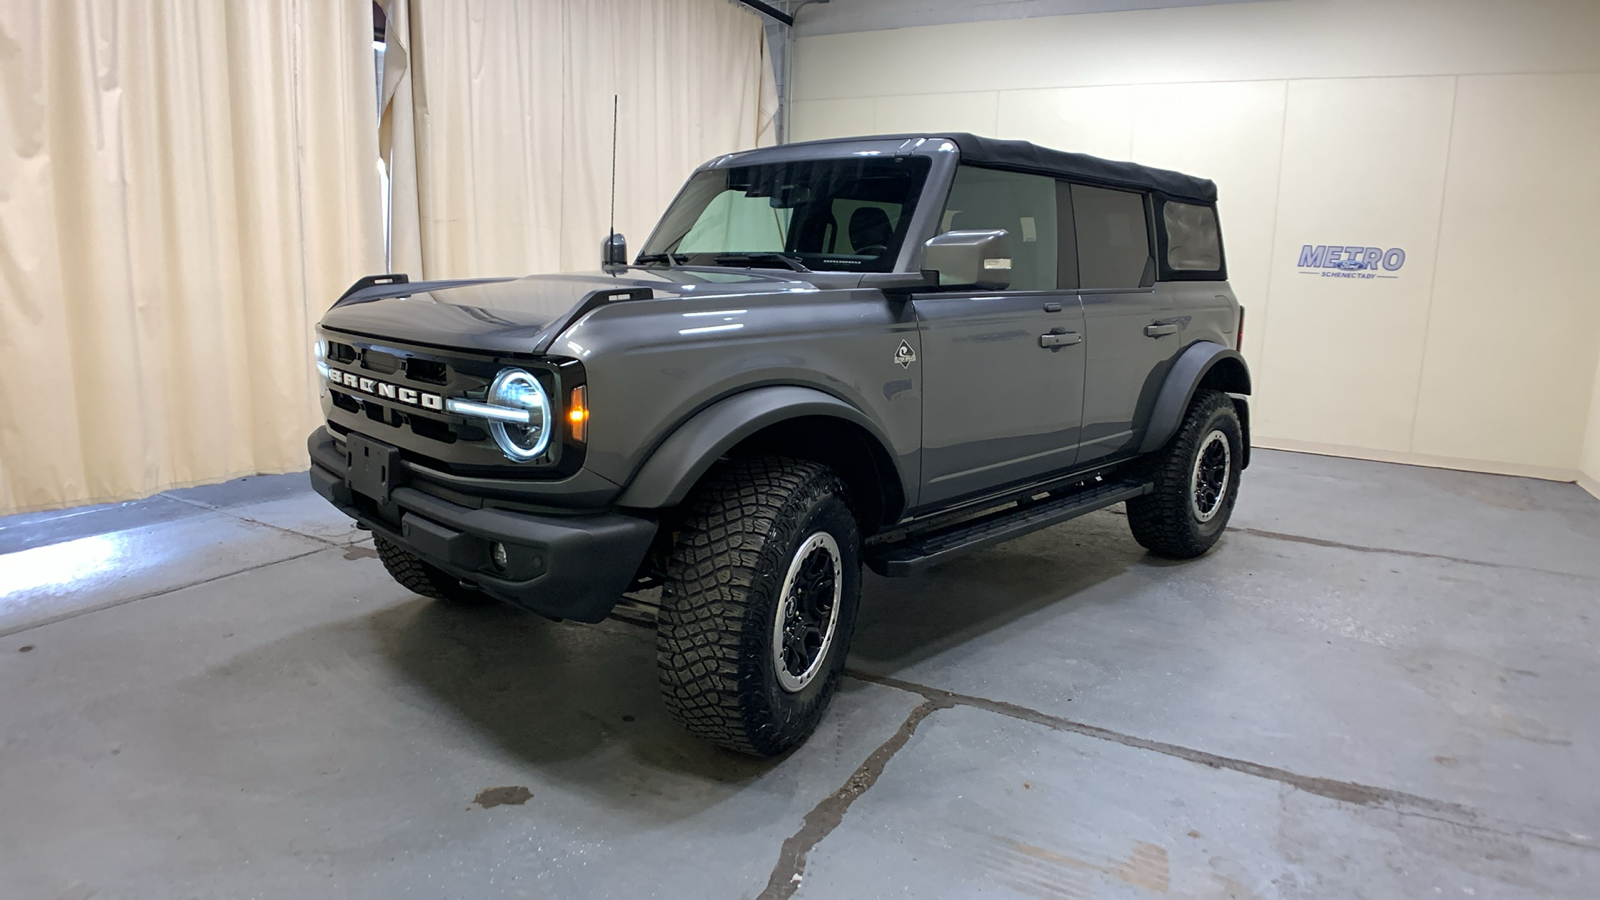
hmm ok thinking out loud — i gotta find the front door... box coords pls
[914,293,1086,507]
[913,165,1086,509]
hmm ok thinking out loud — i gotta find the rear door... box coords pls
[913,166,1087,508]
[1072,184,1184,464]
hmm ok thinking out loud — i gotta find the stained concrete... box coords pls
[1,451,1597,898]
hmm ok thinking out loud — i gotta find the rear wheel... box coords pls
[656,456,862,757]
[374,535,495,606]
[1126,389,1243,559]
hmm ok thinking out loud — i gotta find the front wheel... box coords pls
[656,456,862,757]
[1126,389,1243,559]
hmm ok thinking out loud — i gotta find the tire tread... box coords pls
[1126,389,1239,559]
[656,456,852,756]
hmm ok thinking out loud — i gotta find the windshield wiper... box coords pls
[636,251,685,267]
[713,252,811,273]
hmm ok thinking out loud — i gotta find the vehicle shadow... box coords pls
[361,506,1155,809]
[365,596,781,814]
[848,508,1149,674]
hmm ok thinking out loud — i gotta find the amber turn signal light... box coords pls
[567,385,589,442]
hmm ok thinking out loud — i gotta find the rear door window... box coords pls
[1071,184,1152,290]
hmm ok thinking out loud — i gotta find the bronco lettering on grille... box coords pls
[328,369,444,410]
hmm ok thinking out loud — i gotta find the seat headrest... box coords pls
[849,207,893,251]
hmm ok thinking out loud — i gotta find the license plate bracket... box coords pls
[346,433,402,504]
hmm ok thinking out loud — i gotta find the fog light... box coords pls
[491,542,509,571]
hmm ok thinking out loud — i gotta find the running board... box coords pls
[866,478,1153,577]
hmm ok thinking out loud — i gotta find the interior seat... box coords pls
[849,207,894,255]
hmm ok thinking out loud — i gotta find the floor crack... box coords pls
[758,698,947,900]
[846,669,1600,856]
[1234,526,1593,579]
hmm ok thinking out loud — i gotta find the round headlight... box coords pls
[487,368,552,461]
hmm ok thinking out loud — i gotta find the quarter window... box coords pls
[1162,201,1222,271]
[1072,184,1151,290]
[939,166,1058,291]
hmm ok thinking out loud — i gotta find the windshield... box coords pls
[639,156,932,272]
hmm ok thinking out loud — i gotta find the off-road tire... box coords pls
[656,456,862,757]
[374,535,494,606]
[1126,389,1243,559]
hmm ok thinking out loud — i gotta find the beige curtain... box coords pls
[0,0,383,515]
[381,0,778,279]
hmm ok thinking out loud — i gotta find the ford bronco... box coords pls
[309,133,1251,756]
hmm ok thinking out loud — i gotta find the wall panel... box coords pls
[875,91,999,136]
[1410,74,1600,470]
[790,97,876,140]
[791,0,1600,482]
[1584,350,1600,496]
[1254,77,1455,452]
[996,86,1137,160]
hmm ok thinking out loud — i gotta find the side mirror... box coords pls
[921,230,1012,290]
[602,233,627,267]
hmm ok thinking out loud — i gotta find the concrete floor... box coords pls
[2,450,1598,899]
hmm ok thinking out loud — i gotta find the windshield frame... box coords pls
[638,154,937,275]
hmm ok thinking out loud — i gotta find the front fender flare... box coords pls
[1139,341,1253,463]
[615,386,897,510]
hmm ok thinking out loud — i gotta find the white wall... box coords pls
[1584,348,1600,498]
[792,0,1600,484]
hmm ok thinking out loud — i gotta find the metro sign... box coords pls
[1298,244,1406,280]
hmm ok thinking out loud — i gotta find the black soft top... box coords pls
[944,133,1217,203]
[774,133,1218,204]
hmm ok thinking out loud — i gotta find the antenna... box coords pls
[608,94,618,248]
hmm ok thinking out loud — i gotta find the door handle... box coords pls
[1039,330,1082,350]
[1144,323,1179,337]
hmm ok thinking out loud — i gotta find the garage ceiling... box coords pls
[794,0,1277,36]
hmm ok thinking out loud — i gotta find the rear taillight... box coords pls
[1236,306,1245,351]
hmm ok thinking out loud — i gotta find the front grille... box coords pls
[330,389,361,413]
[405,357,448,384]
[320,333,497,455]
[318,330,582,479]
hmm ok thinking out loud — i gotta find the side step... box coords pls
[865,478,1153,577]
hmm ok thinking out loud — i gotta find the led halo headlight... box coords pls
[484,368,552,461]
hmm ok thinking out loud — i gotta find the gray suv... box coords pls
[309,133,1251,756]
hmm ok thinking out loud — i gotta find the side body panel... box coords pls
[554,288,925,510]
[1076,283,1236,465]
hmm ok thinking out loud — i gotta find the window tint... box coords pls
[678,191,793,253]
[939,166,1058,291]
[1072,184,1151,290]
[1163,201,1221,271]
[643,157,931,272]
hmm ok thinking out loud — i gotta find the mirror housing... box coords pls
[921,229,1012,290]
[602,233,628,267]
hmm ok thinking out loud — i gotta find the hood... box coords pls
[319,268,817,354]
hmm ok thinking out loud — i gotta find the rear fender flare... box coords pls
[615,386,899,510]
[1139,341,1253,463]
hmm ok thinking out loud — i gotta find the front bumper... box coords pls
[308,428,657,622]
